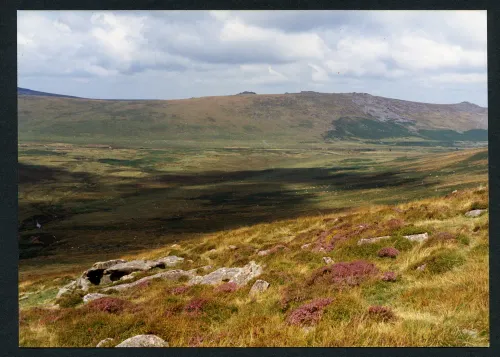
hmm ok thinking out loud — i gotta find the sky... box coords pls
[17,10,488,106]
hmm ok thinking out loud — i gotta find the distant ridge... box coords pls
[18,87,82,99]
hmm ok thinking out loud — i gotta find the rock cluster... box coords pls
[98,261,262,293]
[56,256,184,298]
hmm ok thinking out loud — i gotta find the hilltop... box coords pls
[18,89,487,148]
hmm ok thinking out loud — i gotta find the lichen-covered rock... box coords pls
[357,236,391,246]
[465,209,487,218]
[403,233,429,242]
[83,293,109,303]
[249,279,270,296]
[115,335,168,347]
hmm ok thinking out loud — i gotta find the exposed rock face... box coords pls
[83,293,109,303]
[465,209,487,218]
[357,236,391,245]
[96,338,115,347]
[115,335,169,347]
[403,233,429,242]
[249,279,270,296]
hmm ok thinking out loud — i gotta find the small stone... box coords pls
[249,279,270,296]
[187,259,194,263]
[171,244,180,249]
[301,243,312,250]
[208,249,217,253]
[416,264,427,271]
[115,335,169,348]
[403,233,429,242]
[461,329,479,338]
[228,245,238,250]
[322,257,334,264]
[201,265,213,272]
[465,209,487,218]
[96,338,115,347]
[452,190,458,194]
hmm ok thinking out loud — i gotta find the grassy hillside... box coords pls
[18,92,488,148]
[18,143,488,346]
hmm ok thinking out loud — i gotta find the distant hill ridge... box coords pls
[18,87,488,147]
[18,87,82,99]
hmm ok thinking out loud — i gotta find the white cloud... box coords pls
[17,10,488,106]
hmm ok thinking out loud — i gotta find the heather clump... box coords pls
[214,282,238,293]
[184,298,209,316]
[377,247,400,258]
[280,285,310,311]
[381,271,398,282]
[169,285,190,295]
[307,260,378,287]
[286,298,333,326]
[367,305,396,322]
[85,297,132,314]
[385,218,405,230]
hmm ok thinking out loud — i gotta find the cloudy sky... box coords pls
[17,10,488,106]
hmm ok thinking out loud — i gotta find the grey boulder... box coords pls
[465,209,487,218]
[115,335,168,347]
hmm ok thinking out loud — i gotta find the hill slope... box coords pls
[18,90,488,147]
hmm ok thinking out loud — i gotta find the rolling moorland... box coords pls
[18,89,489,347]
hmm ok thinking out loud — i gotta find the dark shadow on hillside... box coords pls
[19,162,433,259]
[19,162,96,185]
